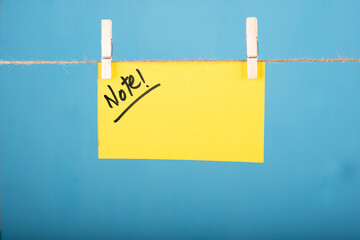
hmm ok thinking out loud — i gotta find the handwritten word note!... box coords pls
[98,62,265,162]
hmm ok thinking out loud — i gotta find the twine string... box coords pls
[0,58,359,65]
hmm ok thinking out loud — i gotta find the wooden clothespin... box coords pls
[101,19,112,79]
[246,17,258,79]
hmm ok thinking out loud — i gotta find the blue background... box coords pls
[1,0,360,239]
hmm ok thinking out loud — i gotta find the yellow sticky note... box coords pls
[98,62,265,162]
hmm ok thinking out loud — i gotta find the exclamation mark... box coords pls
[136,69,149,87]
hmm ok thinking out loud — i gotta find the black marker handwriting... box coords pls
[103,69,161,122]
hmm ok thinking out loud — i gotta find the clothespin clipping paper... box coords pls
[246,17,258,79]
[101,19,112,79]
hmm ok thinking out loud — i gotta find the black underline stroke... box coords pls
[113,83,161,123]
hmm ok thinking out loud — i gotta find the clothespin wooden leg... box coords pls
[246,17,258,79]
[101,19,112,79]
